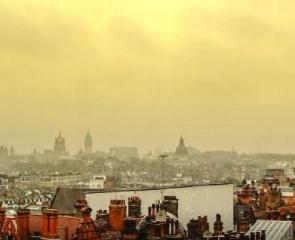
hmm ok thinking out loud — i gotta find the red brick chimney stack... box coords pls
[128,196,141,217]
[151,204,156,216]
[76,206,99,240]
[122,219,138,240]
[109,199,126,231]
[148,206,152,216]
[170,218,175,235]
[0,202,6,238]
[41,209,59,239]
[17,208,30,240]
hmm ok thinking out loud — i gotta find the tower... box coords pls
[9,146,15,156]
[84,131,92,154]
[175,135,188,155]
[54,132,66,155]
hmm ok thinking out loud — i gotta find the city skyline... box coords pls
[2,2,295,240]
[2,1,295,154]
[0,130,293,155]
[1,131,195,154]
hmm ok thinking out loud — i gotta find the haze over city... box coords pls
[3,1,295,240]
[1,0,295,153]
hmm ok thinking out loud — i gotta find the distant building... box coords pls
[175,136,188,155]
[84,131,92,154]
[54,132,66,155]
[88,175,106,189]
[109,147,138,160]
[39,173,83,188]
[43,149,55,157]
[266,168,285,178]
[187,146,200,155]
[9,146,15,157]
[33,148,38,156]
[19,174,40,189]
[203,150,237,161]
[0,146,8,158]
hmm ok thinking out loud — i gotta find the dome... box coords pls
[175,136,188,155]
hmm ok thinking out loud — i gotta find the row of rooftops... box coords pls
[0,187,288,240]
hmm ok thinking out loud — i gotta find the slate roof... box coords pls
[51,187,85,215]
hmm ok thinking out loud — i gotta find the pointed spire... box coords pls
[179,135,184,145]
[54,131,66,154]
[84,130,92,154]
[175,135,188,155]
[85,130,92,140]
[56,131,65,141]
[9,146,15,156]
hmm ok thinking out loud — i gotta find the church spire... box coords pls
[175,135,188,155]
[179,135,184,145]
[84,130,92,154]
[54,131,66,155]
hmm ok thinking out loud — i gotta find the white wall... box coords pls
[86,184,234,231]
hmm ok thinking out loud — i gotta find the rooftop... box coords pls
[247,220,293,240]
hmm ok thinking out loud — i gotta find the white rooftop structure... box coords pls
[86,183,234,230]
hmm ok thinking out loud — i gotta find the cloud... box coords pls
[1,0,295,152]
[0,2,97,63]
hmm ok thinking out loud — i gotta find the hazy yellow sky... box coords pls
[1,0,295,153]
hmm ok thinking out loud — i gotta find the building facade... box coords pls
[84,131,92,154]
[54,132,66,155]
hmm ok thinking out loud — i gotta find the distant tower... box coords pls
[0,146,8,157]
[9,146,15,156]
[54,132,66,155]
[84,131,92,154]
[175,135,188,155]
[33,148,38,156]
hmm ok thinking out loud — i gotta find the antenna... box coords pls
[159,153,168,200]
